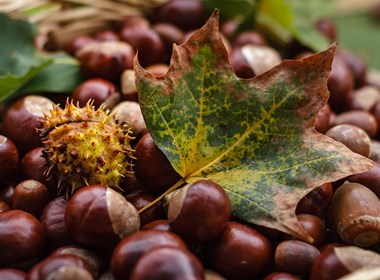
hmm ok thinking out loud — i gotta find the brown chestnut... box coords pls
[111,101,147,139]
[314,104,332,134]
[310,245,380,280]
[262,272,302,280]
[20,147,58,197]
[65,185,140,253]
[325,124,371,157]
[77,41,135,82]
[327,55,354,112]
[152,0,207,31]
[332,110,378,138]
[274,240,320,276]
[63,35,96,57]
[1,95,55,155]
[141,219,171,231]
[0,181,15,207]
[204,221,272,279]
[27,254,94,280]
[347,162,380,198]
[51,245,100,278]
[231,31,268,48]
[327,182,380,247]
[0,268,26,280]
[314,18,337,42]
[0,200,9,212]
[125,190,166,226]
[296,182,333,218]
[111,229,187,280]
[71,78,119,109]
[94,30,120,42]
[297,214,326,246]
[130,246,204,280]
[336,50,367,88]
[40,196,72,251]
[120,69,138,102]
[0,135,19,182]
[167,179,231,244]
[345,86,380,112]
[12,180,50,218]
[119,27,164,67]
[0,210,45,270]
[134,132,182,193]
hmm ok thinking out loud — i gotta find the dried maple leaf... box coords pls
[134,10,373,241]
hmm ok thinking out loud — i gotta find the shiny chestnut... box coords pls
[167,179,231,244]
[0,135,19,182]
[65,185,140,253]
[0,210,45,270]
[111,229,187,280]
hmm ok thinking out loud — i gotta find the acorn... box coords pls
[38,100,134,194]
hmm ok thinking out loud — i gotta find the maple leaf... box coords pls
[134,10,373,241]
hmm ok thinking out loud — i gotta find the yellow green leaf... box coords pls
[134,10,373,241]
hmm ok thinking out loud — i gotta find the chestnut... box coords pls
[0,135,19,182]
[0,268,26,280]
[347,162,380,199]
[370,140,380,163]
[125,190,166,226]
[65,185,140,253]
[0,210,45,270]
[345,86,380,112]
[314,18,337,42]
[262,272,302,280]
[152,22,185,60]
[167,179,231,244]
[1,95,55,155]
[204,221,272,279]
[77,41,135,82]
[296,182,333,218]
[27,255,94,280]
[151,0,207,31]
[231,31,268,48]
[129,246,204,280]
[63,35,96,57]
[332,110,378,138]
[327,55,354,112]
[325,124,371,157]
[145,63,170,77]
[134,132,182,193]
[71,78,119,109]
[336,50,367,88]
[111,101,147,139]
[94,30,120,42]
[0,181,15,207]
[296,214,326,247]
[111,229,187,280]
[51,245,100,278]
[314,104,332,134]
[141,219,171,231]
[20,147,58,197]
[0,200,10,212]
[119,27,164,67]
[326,182,380,247]
[310,245,380,280]
[12,180,50,218]
[40,196,72,251]
[229,47,255,78]
[120,70,138,102]
[274,240,320,276]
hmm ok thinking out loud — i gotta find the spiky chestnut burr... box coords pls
[39,100,134,194]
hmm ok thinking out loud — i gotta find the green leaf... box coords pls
[0,13,82,104]
[333,13,380,70]
[17,53,84,94]
[255,0,331,51]
[134,11,373,241]
[0,57,52,103]
[201,0,256,27]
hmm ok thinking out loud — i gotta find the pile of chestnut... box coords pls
[1,0,380,279]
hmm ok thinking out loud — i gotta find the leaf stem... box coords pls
[138,178,187,214]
